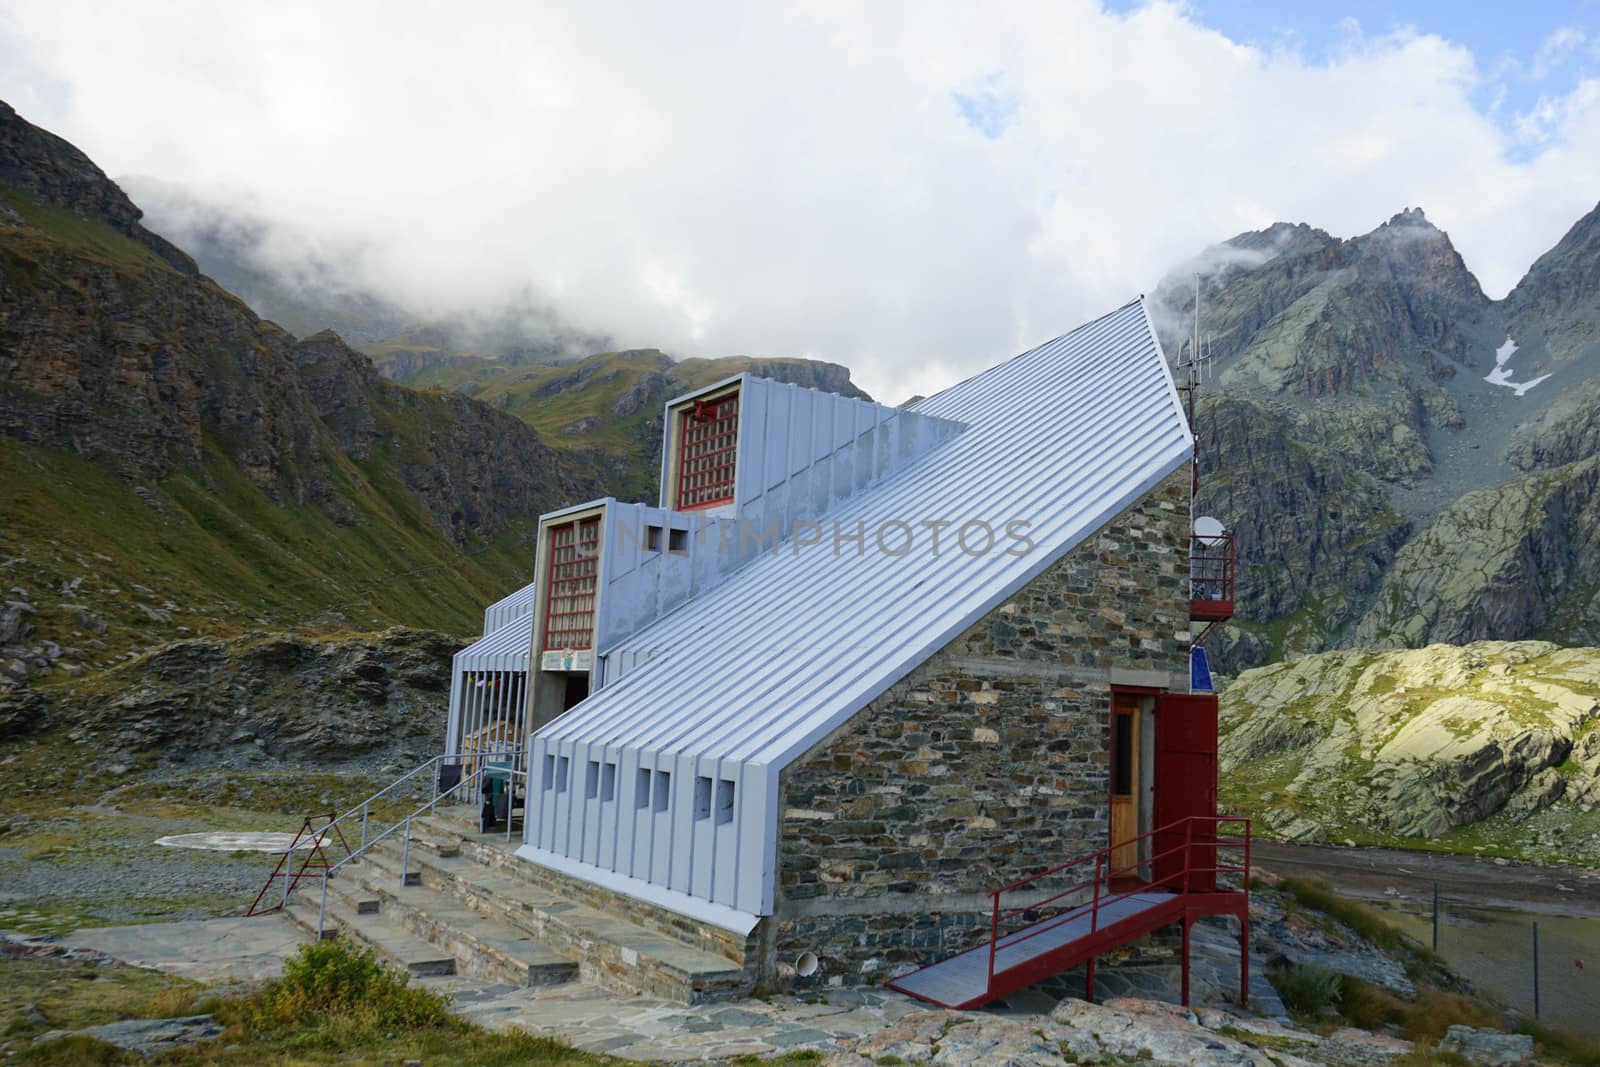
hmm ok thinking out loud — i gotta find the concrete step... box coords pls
[283,900,456,977]
[355,849,578,988]
[322,866,382,915]
[371,835,747,1004]
[419,810,751,966]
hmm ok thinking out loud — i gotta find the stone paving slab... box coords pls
[62,915,307,984]
[53,910,1292,1062]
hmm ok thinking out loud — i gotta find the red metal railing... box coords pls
[244,812,352,917]
[1189,533,1235,614]
[984,815,1250,989]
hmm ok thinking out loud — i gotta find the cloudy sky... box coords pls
[2,1,1597,402]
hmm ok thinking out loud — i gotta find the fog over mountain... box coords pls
[2,1,1597,403]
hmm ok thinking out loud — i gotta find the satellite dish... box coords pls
[1193,516,1226,541]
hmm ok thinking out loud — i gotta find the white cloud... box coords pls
[1531,25,1587,80]
[1,0,1597,403]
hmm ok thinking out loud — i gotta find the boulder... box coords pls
[1437,1026,1536,1066]
[0,600,35,645]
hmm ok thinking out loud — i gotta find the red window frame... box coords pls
[675,393,739,510]
[543,516,600,651]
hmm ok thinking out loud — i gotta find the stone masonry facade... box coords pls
[767,466,1192,987]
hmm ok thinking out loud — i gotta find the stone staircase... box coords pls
[283,805,753,1004]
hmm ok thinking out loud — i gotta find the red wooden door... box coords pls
[1152,693,1219,891]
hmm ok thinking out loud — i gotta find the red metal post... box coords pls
[1183,819,1193,893]
[1241,818,1252,1007]
[1239,916,1250,1008]
[1086,956,1097,1003]
[1181,917,1192,1006]
[987,891,1000,990]
[1091,854,1102,931]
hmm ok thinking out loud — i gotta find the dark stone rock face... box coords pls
[0,100,196,275]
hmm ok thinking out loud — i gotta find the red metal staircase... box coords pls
[887,815,1250,1010]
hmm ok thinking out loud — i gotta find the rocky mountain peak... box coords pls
[1382,206,1432,228]
[0,100,196,274]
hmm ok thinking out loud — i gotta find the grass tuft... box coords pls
[232,935,456,1043]
[1272,961,1342,1017]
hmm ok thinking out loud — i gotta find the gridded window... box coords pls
[543,516,600,651]
[676,394,739,509]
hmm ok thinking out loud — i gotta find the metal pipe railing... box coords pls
[258,747,524,935]
[313,757,510,938]
[983,815,1251,989]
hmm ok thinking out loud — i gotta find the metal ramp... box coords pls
[888,816,1251,1010]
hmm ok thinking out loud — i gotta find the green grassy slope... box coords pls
[0,174,592,662]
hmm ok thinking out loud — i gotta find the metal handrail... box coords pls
[331,747,519,853]
[256,747,524,933]
[985,815,1250,987]
[314,757,514,936]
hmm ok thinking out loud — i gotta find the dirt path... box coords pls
[1252,842,1600,917]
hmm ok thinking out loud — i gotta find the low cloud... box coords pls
[2,1,1598,402]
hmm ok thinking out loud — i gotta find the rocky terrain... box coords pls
[2,626,454,765]
[1219,641,1600,861]
[0,99,623,667]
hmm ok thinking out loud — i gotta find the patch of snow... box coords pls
[1484,334,1551,397]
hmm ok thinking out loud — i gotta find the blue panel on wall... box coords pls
[1191,646,1213,693]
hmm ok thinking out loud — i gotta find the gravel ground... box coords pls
[0,764,418,934]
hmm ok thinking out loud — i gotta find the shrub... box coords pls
[18,1033,127,1065]
[239,936,455,1039]
[1273,962,1342,1017]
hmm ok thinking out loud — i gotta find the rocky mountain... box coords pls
[1155,201,1600,668]
[396,347,870,500]
[1219,641,1600,862]
[0,98,874,747]
[0,100,611,686]
[132,177,875,504]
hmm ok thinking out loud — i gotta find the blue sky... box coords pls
[1112,1,1600,131]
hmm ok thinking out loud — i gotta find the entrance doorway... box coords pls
[562,673,590,711]
[1109,691,1155,880]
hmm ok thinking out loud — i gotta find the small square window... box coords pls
[693,775,713,820]
[653,770,672,813]
[635,768,652,809]
[716,779,736,825]
[668,528,687,553]
[542,754,555,790]
[601,761,617,803]
[646,525,663,552]
[556,756,569,793]
[585,760,600,800]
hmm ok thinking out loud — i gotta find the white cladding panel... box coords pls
[482,581,540,636]
[524,300,1191,922]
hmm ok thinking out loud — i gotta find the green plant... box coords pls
[1273,962,1342,1017]
[239,935,454,1039]
[15,1033,128,1065]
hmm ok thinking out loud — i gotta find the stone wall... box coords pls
[769,466,1192,987]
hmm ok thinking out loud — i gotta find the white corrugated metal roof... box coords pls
[455,615,534,673]
[536,298,1191,769]
[482,581,540,636]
